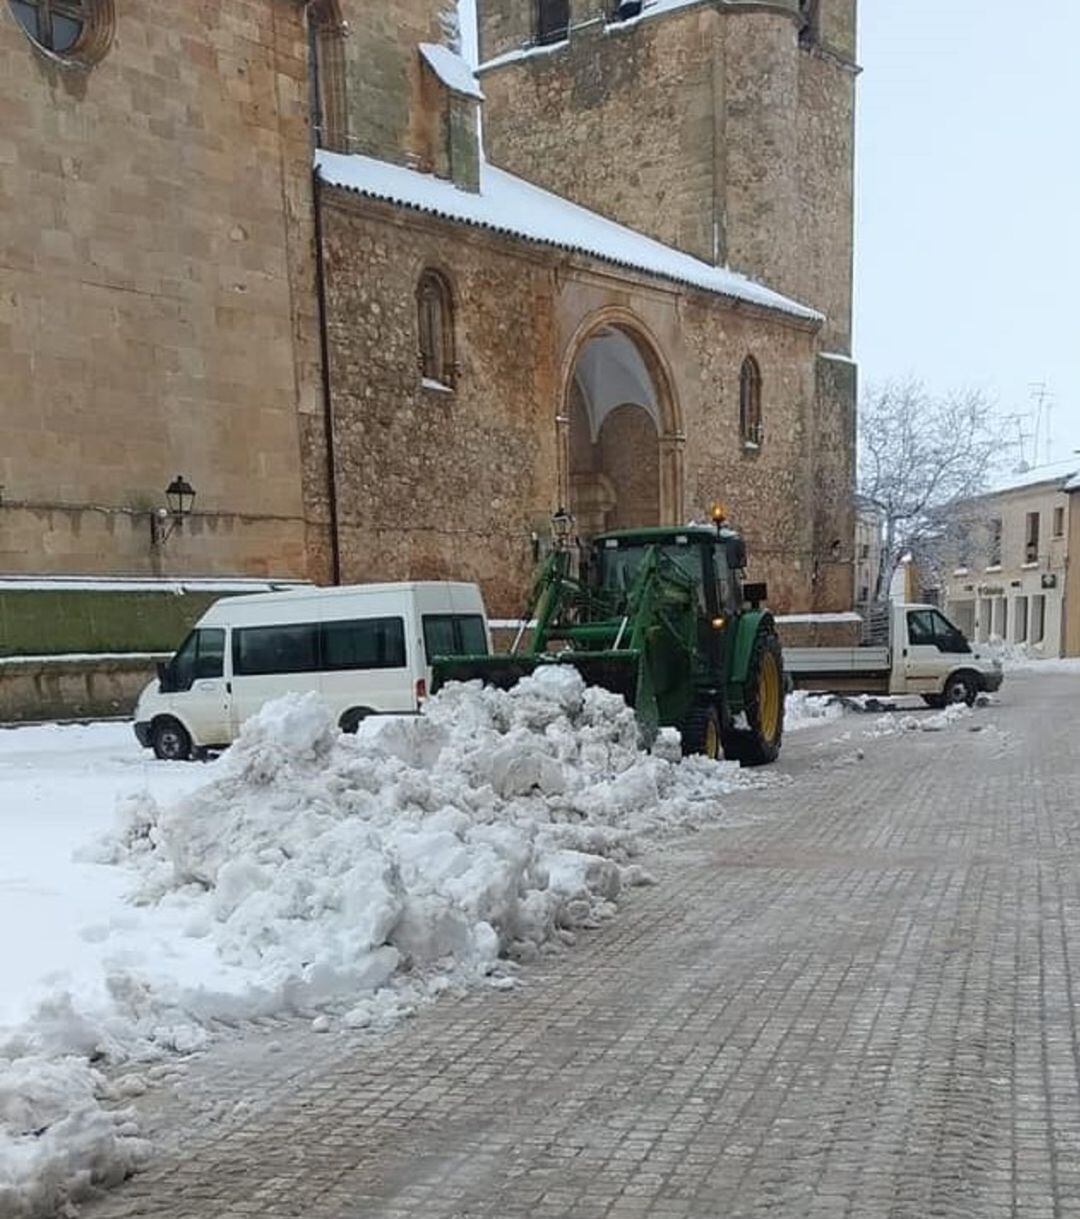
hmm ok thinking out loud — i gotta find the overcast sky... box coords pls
[857,0,1080,466]
[459,1,1079,465]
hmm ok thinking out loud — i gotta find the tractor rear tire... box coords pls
[681,703,723,760]
[724,629,785,767]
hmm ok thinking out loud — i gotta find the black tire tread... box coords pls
[726,629,784,767]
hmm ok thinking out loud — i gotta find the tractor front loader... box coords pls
[432,514,784,766]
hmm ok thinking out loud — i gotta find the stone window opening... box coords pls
[417,270,456,391]
[7,0,112,65]
[797,0,820,48]
[609,1,643,23]
[739,356,763,451]
[536,0,569,46]
[305,0,348,153]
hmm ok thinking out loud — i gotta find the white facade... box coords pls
[942,467,1079,658]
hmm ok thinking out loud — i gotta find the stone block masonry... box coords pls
[0,0,324,581]
[319,188,851,618]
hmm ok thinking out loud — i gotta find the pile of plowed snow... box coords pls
[1,668,763,1217]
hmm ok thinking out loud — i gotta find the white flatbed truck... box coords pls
[784,602,1004,707]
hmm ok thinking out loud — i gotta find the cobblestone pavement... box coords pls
[86,674,1080,1219]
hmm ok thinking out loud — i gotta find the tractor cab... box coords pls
[591,524,759,623]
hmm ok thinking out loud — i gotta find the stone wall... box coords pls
[319,191,562,618]
[480,6,720,263]
[478,0,858,351]
[0,0,323,580]
[317,189,851,620]
[0,655,160,723]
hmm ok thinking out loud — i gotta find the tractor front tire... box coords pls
[724,629,785,767]
[681,703,723,760]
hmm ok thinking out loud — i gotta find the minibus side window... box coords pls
[233,623,320,676]
[422,614,489,661]
[321,617,406,671]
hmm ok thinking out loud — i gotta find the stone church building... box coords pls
[0,0,858,637]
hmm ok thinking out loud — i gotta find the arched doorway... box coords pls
[560,315,683,538]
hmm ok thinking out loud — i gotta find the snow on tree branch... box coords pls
[858,380,1007,600]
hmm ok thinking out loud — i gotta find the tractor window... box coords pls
[713,546,738,615]
[599,543,706,612]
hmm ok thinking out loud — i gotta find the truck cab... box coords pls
[784,602,1004,706]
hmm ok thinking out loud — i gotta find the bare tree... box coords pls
[858,381,1006,601]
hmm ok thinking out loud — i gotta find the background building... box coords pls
[0,0,861,713]
[941,464,1080,658]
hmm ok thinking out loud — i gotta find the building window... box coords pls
[988,517,1002,567]
[536,0,569,45]
[1025,511,1040,564]
[7,0,111,63]
[609,0,643,21]
[798,0,820,47]
[739,356,763,449]
[417,270,456,390]
[1031,594,1046,647]
[1053,505,1065,538]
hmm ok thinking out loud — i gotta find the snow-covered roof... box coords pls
[316,151,822,322]
[987,460,1080,496]
[419,43,484,100]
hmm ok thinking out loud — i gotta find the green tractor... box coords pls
[432,512,785,765]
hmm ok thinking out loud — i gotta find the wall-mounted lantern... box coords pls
[151,475,196,546]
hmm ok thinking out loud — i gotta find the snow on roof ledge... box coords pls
[419,43,485,100]
[988,461,1080,496]
[315,151,822,323]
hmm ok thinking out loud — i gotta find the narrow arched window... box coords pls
[417,270,456,390]
[306,1,348,152]
[739,356,762,449]
[537,0,569,46]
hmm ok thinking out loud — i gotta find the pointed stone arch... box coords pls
[558,308,684,537]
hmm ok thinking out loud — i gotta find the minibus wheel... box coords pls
[152,717,193,761]
[339,708,374,734]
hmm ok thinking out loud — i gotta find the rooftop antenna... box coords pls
[1029,382,1054,466]
[1002,412,1032,471]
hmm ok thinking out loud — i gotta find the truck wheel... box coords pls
[943,672,979,707]
[727,630,785,767]
[151,717,192,762]
[681,704,722,760]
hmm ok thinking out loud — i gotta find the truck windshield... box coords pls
[598,542,706,611]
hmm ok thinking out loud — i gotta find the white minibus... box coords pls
[133,582,490,759]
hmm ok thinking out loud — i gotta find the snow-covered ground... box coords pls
[3,673,801,1218]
